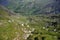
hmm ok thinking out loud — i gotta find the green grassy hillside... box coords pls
[0,5,27,40]
[0,5,60,40]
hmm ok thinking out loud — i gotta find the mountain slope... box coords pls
[0,5,27,40]
[0,5,60,40]
[2,0,53,15]
[0,0,60,15]
[0,5,10,20]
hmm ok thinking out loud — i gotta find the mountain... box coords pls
[0,5,10,20]
[0,0,9,6]
[40,0,60,14]
[1,0,53,15]
[0,2,60,40]
[0,5,16,20]
[0,5,28,40]
[0,0,60,15]
[0,5,15,15]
